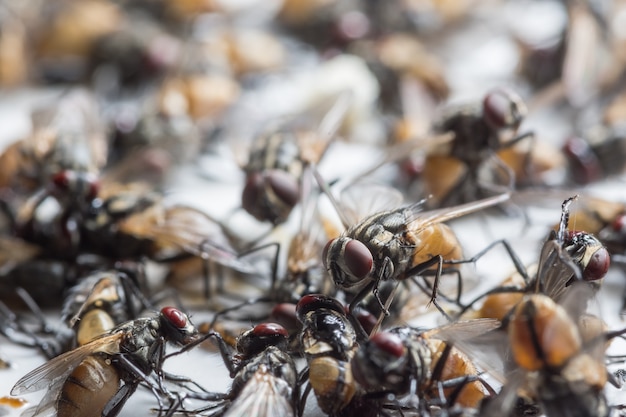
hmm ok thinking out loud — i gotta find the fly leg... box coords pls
[102,381,139,417]
[297,368,312,417]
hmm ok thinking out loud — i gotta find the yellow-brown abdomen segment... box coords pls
[427,339,487,408]
[76,310,116,346]
[309,356,357,415]
[58,355,120,417]
[409,223,463,268]
[423,155,465,202]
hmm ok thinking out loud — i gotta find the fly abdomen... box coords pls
[309,356,357,416]
[58,354,120,417]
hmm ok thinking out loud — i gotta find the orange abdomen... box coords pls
[58,355,120,417]
[428,339,486,408]
[409,224,463,268]
[423,155,465,203]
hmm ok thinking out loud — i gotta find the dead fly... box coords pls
[50,269,159,354]
[80,182,271,299]
[164,322,299,417]
[199,168,334,335]
[418,88,532,208]
[322,183,510,314]
[237,90,352,226]
[483,290,623,417]
[10,306,200,417]
[351,319,499,411]
[0,89,107,196]
[106,99,201,186]
[562,123,626,186]
[456,196,610,321]
[517,0,616,108]
[296,294,363,417]
[559,197,626,263]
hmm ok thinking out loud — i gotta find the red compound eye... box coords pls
[161,307,187,328]
[269,303,299,331]
[87,178,100,200]
[296,294,344,318]
[344,240,373,279]
[252,323,288,338]
[583,247,610,281]
[52,170,72,189]
[242,172,264,216]
[370,332,405,358]
[483,88,526,130]
[266,170,299,208]
[612,215,626,233]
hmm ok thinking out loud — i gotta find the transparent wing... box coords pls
[224,368,295,417]
[424,318,507,385]
[424,318,501,342]
[298,89,353,165]
[338,182,405,226]
[406,192,510,231]
[11,333,121,395]
[398,75,436,141]
[118,205,257,273]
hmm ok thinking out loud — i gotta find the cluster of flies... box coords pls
[1,1,626,417]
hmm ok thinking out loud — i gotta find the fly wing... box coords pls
[424,318,501,342]
[339,182,406,226]
[223,367,295,417]
[535,238,581,302]
[406,192,510,230]
[117,205,256,274]
[11,333,121,395]
[424,319,507,385]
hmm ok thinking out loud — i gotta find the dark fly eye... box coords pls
[482,88,526,130]
[344,240,373,279]
[583,247,610,281]
[370,332,405,358]
[252,322,288,338]
[269,303,300,332]
[562,136,602,184]
[266,170,299,208]
[52,170,72,190]
[237,322,288,355]
[612,214,626,233]
[161,306,187,328]
[353,309,377,335]
[87,177,100,200]
[242,172,264,216]
[296,294,345,319]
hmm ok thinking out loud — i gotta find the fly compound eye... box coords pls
[612,214,626,234]
[161,306,188,328]
[237,322,288,355]
[269,303,299,332]
[343,240,373,280]
[296,294,345,320]
[482,88,527,130]
[583,246,610,281]
[242,172,264,217]
[266,169,299,209]
[52,170,73,190]
[370,332,405,358]
[252,322,289,338]
[86,176,100,200]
